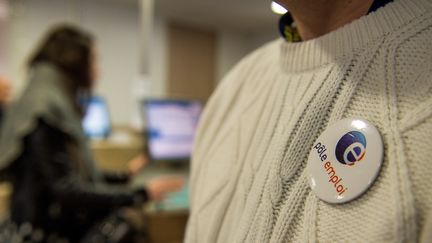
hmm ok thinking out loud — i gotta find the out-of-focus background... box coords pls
[2,0,279,126]
[0,0,283,242]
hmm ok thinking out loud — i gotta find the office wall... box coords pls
[81,0,141,126]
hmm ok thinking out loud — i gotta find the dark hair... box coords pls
[29,24,94,113]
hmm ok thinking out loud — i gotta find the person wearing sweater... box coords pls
[185,0,432,242]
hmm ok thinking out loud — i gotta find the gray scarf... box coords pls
[0,63,99,181]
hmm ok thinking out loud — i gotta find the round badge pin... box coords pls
[306,118,383,204]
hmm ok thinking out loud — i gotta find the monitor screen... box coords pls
[143,99,203,161]
[82,96,111,139]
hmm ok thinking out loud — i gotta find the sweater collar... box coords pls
[279,0,432,73]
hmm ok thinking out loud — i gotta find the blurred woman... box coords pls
[0,25,181,243]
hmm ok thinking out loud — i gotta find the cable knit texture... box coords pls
[185,0,432,242]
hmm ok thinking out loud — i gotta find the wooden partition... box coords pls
[167,23,216,101]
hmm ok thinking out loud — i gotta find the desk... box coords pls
[91,127,144,172]
[144,208,188,243]
[133,163,190,243]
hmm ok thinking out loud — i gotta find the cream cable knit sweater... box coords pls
[185,0,432,242]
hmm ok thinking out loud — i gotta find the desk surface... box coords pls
[91,127,144,171]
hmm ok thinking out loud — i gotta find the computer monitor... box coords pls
[142,99,203,161]
[82,96,111,139]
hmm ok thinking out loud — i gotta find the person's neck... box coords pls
[277,0,374,41]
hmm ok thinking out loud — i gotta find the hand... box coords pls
[145,176,185,202]
[128,153,148,176]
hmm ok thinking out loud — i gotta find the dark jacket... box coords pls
[10,119,147,242]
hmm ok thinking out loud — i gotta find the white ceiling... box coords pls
[155,0,279,33]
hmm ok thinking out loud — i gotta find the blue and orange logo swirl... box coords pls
[335,131,366,166]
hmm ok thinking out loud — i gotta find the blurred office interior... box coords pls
[0,0,280,242]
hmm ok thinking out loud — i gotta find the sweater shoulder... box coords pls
[392,20,432,131]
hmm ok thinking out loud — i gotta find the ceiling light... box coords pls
[271,1,287,15]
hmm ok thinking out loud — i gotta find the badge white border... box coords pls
[307,118,383,204]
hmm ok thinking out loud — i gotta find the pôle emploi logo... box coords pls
[312,131,367,197]
[335,131,367,166]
